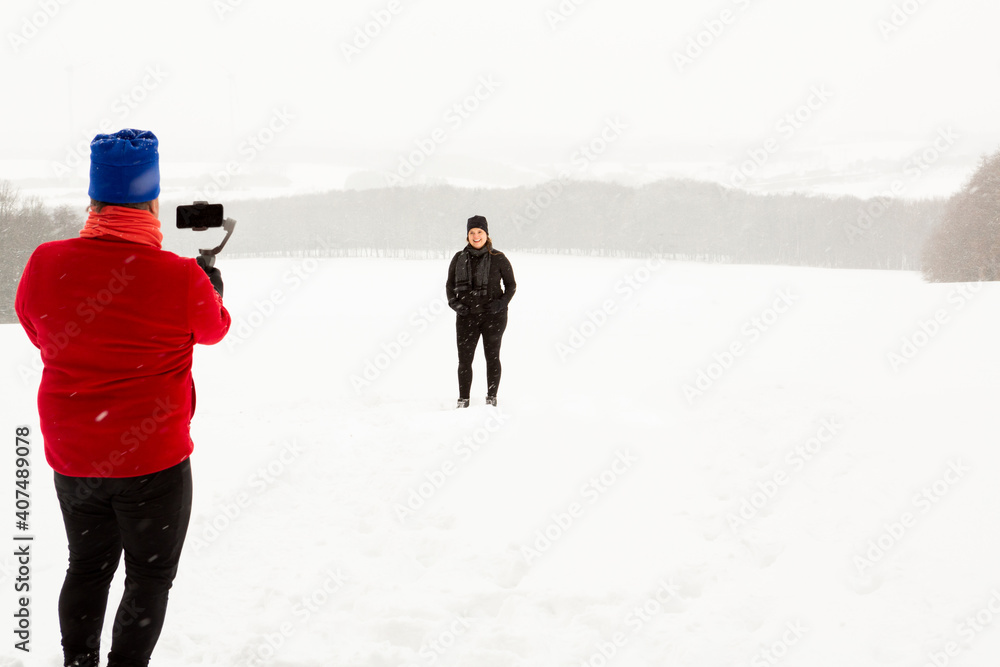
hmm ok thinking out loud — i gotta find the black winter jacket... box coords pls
[446,244,516,316]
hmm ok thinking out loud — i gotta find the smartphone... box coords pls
[176,203,224,229]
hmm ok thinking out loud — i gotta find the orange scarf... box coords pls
[80,206,163,248]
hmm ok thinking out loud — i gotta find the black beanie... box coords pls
[467,215,489,235]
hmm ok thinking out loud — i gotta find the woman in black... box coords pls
[446,215,516,407]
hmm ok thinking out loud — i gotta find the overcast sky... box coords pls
[2,0,999,194]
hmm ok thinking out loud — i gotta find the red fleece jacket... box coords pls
[15,236,231,478]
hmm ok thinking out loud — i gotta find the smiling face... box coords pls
[468,227,487,249]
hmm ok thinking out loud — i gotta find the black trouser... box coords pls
[53,458,193,667]
[456,309,508,399]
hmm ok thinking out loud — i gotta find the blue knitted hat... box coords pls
[88,129,160,204]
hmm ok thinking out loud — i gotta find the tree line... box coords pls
[163,179,945,269]
[1,177,951,323]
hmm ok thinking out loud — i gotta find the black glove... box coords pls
[197,255,225,298]
[454,304,469,317]
[487,300,505,314]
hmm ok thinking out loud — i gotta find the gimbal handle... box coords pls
[198,218,236,269]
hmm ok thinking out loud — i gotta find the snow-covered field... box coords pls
[3,254,1000,667]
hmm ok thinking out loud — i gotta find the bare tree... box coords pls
[922,149,1000,282]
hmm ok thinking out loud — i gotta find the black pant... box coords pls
[456,309,508,399]
[53,458,193,667]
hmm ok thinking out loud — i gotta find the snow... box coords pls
[3,254,1000,666]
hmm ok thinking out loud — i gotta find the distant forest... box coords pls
[2,178,946,323]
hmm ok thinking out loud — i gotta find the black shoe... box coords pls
[457,398,470,408]
[66,650,100,667]
[485,395,497,406]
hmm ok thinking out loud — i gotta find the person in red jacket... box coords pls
[15,129,231,667]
